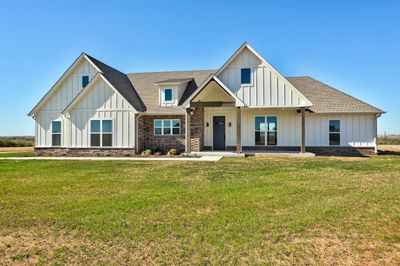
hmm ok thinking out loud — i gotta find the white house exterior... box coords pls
[28,43,384,156]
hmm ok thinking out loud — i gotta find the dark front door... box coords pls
[213,116,225,150]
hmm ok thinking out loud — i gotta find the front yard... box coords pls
[0,155,399,264]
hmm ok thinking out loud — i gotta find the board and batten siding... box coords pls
[68,78,136,148]
[204,107,237,147]
[217,47,310,108]
[305,113,376,147]
[35,60,98,147]
[204,108,376,148]
[241,109,300,147]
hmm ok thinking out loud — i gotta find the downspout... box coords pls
[64,113,70,151]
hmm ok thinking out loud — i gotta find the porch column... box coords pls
[300,107,306,153]
[185,108,191,153]
[236,107,242,153]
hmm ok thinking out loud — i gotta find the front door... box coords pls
[213,116,225,150]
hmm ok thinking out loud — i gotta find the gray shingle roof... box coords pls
[85,54,146,112]
[287,76,384,113]
[82,54,382,114]
[154,78,193,84]
[127,70,216,114]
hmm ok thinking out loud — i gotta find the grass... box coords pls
[0,156,399,264]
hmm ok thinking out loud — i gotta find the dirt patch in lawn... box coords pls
[379,145,400,154]
[0,227,156,265]
[0,147,34,153]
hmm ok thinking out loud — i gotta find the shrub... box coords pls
[0,139,33,147]
[145,149,152,156]
[168,148,177,156]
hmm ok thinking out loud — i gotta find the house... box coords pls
[28,43,384,156]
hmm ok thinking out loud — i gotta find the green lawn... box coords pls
[0,156,399,265]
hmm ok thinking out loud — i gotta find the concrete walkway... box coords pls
[0,156,222,161]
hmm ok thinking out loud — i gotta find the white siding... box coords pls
[241,109,300,146]
[159,83,187,106]
[240,109,376,147]
[217,47,310,108]
[35,59,98,147]
[68,78,136,148]
[204,107,237,147]
[305,113,376,147]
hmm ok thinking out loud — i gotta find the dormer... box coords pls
[155,78,192,106]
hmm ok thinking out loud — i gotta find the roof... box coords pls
[85,54,146,112]
[287,76,384,113]
[127,70,382,114]
[127,70,216,113]
[154,78,193,84]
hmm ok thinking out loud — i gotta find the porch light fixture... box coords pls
[229,122,232,127]
[190,108,195,115]
[206,122,209,127]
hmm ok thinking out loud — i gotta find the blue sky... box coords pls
[0,0,399,136]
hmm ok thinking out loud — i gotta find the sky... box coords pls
[0,0,399,136]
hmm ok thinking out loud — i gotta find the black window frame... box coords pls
[255,116,277,146]
[329,120,341,146]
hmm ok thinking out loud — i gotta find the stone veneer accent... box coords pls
[190,107,204,152]
[137,108,205,153]
[35,148,136,157]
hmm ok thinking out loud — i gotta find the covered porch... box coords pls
[182,75,308,155]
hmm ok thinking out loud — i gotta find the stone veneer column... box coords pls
[190,107,204,152]
[185,109,191,153]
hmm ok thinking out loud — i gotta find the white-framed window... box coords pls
[90,119,113,147]
[82,75,90,88]
[255,116,277,145]
[241,68,251,84]
[164,88,173,102]
[329,120,340,146]
[51,120,61,147]
[154,119,180,135]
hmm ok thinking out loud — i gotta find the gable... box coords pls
[29,55,99,116]
[64,75,135,114]
[217,44,312,108]
[192,80,235,102]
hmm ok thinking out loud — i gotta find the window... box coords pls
[90,119,112,147]
[164,88,173,102]
[255,116,277,145]
[241,68,251,84]
[255,117,265,145]
[329,120,340,146]
[82,75,89,88]
[154,119,180,135]
[52,121,61,147]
